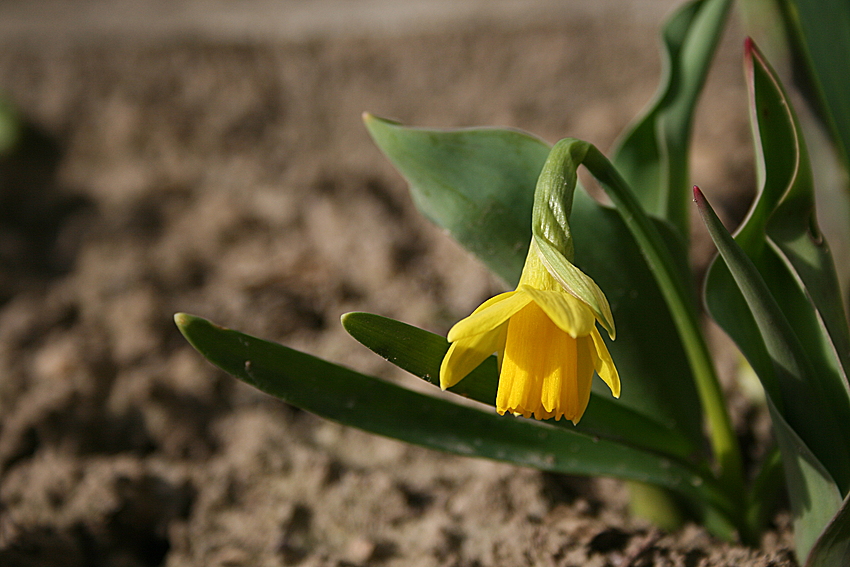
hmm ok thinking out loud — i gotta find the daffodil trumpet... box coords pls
[440,139,620,424]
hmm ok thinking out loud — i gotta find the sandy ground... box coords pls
[0,1,797,566]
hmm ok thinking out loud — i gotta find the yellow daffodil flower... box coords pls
[440,240,620,424]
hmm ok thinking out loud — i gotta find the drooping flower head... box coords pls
[439,139,620,424]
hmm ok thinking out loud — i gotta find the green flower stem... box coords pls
[580,143,745,505]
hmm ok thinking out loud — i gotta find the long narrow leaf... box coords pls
[175,313,732,517]
[341,312,699,461]
[748,42,850,402]
[695,189,846,560]
[703,42,850,492]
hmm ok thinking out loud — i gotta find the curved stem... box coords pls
[581,143,745,505]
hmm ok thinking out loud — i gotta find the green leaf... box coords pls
[696,188,848,560]
[786,0,850,170]
[341,311,698,461]
[806,492,850,567]
[749,43,850,412]
[363,114,549,285]
[612,0,732,238]
[175,313,732,517]
[703,43,850,493]
[768,398,843,563]
[737,0,850,320]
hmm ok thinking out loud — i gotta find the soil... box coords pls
[0,4,796,567]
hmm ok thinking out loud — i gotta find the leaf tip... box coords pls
[692,185,705,206]
[340,311,356,331]
[743,37,768,71]
[174,312,192,329]
[744,37,755,57]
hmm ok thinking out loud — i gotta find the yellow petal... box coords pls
[590,326,620,398]
[519,285,596,338]
[439,325,507,390]
[497,303,545,417]
[542,331,577,417]
[447,291,531,342]
[497,301,590,422]
[571,335,596,424]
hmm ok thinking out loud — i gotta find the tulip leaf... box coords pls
[366,117,705,455]
[175,313,732,517]
[785,0,850,168]
[341,311,699,461]
[703,43,850,493]
[363,114,549,285]
[768,398,843,563]
[612,0,732,239]
[696,189,848,561]
[805,491,850,567]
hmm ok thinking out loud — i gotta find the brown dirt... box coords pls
[0,12,795,567]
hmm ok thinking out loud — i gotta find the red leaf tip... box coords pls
[693,185,704,203]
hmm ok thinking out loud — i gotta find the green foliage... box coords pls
[341,312,698,460]
[363,114,548,285]
[612,0,732,239]
[786,0,850,168]
[704,43,850,490]
[364,119,707,459]
[806,494,850,567]
[175,313,731,515]
[698,185,849,560]
[698,42,850,563]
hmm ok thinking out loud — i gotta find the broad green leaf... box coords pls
[806,492,850,567]
[768,399,843,563]
[783,0,850,312]
[366,118,705,457]
[696,188,848,559]
[341,312,699,461]
[612,0,732,239]
[175,313,732,517]
[703,43,850,492]
[363,114,549,285]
